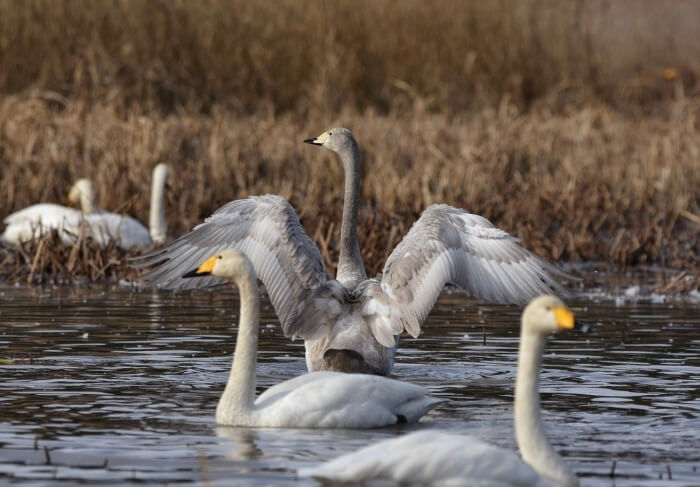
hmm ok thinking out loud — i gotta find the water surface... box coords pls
[0,284,698,486]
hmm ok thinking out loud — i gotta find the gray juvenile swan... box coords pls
[134,128,570,375]
[182,249,440,428]
[299,296,584,486]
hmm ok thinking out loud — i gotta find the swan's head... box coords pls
[522,295,584,336]
[304,127,358,155]
[181,249,256,283]
[67,179,95,210]
[152,163,171,184]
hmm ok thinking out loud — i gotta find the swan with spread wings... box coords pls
[134,128,570,375]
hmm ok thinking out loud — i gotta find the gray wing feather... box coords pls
[362,205,572,346]
[132,195,331,338]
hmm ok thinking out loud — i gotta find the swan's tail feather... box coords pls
[397,396,443,424]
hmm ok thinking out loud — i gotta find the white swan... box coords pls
[67,178,101,214]
[299,295,584,487]
[82,163,170,250]
[182,249,441,428]
[1,179,97,246]
[2,164,170,250]
[135,128,571,375]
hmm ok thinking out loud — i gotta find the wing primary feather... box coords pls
[132,195,329,338]
[368,205,570,344]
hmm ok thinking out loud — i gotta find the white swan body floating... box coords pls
[2,164,169,250]
[81,163,170,250]
[299,295,584,486]
[1,178,97,246]
[135,128,571,375]
[182,249,441,428]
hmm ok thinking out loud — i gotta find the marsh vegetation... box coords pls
[0,0,697,284]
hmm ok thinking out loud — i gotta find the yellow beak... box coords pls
[554,307,575,329]
[182,254,218,278]
[196,255,218,274]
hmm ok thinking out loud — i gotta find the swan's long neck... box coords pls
[216,272,259,424]
[80,189,96,214]
[515,329,578,487]
[336,142,366,286]
[149,168,168,244]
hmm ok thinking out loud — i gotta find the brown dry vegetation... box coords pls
[0,0,698,287]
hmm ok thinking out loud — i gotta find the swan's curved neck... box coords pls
[149,170,168,244]
[216,272,259,424]
[80,190,96,214]
[515,328,578,487]
[337,141,366,286]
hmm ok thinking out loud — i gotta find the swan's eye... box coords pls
[218,255,223,259]
[329,132,332,136]
[545,306,551,311]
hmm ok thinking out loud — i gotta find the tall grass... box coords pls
[0,0,698,113]
[0,0,698,284]
[1,95,697,279]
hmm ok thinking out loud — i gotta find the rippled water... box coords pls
[0,283,698,486]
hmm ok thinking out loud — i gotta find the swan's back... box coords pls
[2,203,83,246]
[247,371,441,429]
[300,430,555,486]
[84,213,151,250]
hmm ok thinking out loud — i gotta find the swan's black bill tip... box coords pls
[182,269,209,279]
[304,138,321,145]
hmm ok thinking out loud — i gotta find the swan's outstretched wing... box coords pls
[362,205,572,346]
[132,195,332,338]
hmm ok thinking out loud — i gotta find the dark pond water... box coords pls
[0,281,698,486]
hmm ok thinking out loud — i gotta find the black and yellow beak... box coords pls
[182,255,218,278]
[304,132,329,146]
[554,306,591,332]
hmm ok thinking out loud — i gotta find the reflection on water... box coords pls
[0,284,697,486]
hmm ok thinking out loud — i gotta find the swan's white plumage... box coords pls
[82,213,152,250]
[299,296,581,487]
[183,249,440,429]
[1,178,101,246]
[2,164,169,250]
[1,203,83,246]
[245,370,439,429]
[299,430,554,487]
[77,163,170,250]
[134,129,572,375]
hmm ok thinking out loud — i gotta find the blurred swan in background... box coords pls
[82,163,170,250]
[2,163,170,250]
[1,178,95,246]
[135,128,571,375]
[182,249,441,428]
[299,295,585,487]
[67,178,101,214]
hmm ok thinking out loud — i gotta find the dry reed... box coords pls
[0,0,698,287]
[1,0,698,113]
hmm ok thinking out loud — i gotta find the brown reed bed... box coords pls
[0,230,142,285]
[0,0,698,288]
[0,93,697,287]
[0,0,698,114]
